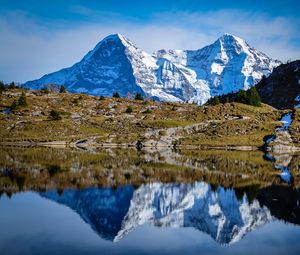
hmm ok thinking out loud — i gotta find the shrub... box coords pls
[49,110,62,120]
[125,106,133,113]
[72,98,79,105]
[99,96,105,100]
[135,93,144,101]
[113,92,120,98]
[41,87,49,94]
[10,100,18,111]
[143,108,152,114]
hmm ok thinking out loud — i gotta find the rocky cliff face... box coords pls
[256,60,300,109]
[24,33,280,104]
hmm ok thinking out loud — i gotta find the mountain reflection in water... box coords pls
[40,182,300,245]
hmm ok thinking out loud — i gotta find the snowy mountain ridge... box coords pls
[24,33,281,104]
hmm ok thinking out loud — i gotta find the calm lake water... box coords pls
[0,147,299,255]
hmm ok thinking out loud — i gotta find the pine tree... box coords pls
[0,81,5,93]
[211,96,220,105]
[134,93,144,101]
[248,86,261,106]
[59,85,66,93]
[113,92,120,98]
[236,90,248,104]
[18,92,28,107]
[8,82,16,89]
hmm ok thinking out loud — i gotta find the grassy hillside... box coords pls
[0,88,283,148]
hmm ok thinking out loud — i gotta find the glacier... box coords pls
[24,33,281,104]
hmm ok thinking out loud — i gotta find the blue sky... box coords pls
[0,0,299,82]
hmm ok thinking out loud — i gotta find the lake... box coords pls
[0,146,299,255]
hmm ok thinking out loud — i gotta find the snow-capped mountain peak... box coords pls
[24,33,281,104]
[82,33,134,61]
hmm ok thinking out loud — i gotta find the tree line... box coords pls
[206,86,262,107]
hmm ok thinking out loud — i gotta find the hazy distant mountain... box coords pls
[24,33,280,104]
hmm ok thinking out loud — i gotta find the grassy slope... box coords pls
[0,88,283,147]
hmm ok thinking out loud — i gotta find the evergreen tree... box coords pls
[18,92,28,107]
[59,85,66,93]
[236,90,248,104]
[113,92,120,98]
[248,86,261,106]
[0,81,5,93]
[8,82,16,89]
[134,93,144,101]
[211,96,220,105]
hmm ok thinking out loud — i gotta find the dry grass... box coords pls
[0,89,284,147]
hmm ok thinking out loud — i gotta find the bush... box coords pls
[41,87,49,94]
[10,100,18,111]
[59,85,66,93]
[49,110,62,120]
[143,108,152,114]
[135,93,144,101]
[113,92,120,98]
[125,106,133,113]
[99,96,105,100]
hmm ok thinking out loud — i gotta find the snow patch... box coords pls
[211,63,224,75]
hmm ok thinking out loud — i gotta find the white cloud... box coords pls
[0,10,299,82]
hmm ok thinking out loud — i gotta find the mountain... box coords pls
[40,182,274,245]
[24,33,280,104]
[256,60,300,109]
